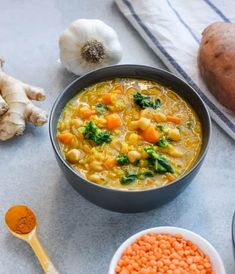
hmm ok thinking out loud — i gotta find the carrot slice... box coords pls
[104,159,117,169]
[57,133,74,144]
[166,115,181,124]
[80,109,96,119]
[142,126,160,143]
[106,114,121,130]
[102,94,113,105]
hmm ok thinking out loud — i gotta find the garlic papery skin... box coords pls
[59,19,122,75]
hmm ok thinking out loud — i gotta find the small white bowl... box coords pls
[109,226,226,274]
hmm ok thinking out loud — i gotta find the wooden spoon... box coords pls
[5,205,58,274]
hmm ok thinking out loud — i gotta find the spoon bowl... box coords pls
[7,225,37,241]
[5,205,58,274]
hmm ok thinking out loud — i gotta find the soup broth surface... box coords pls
[57,78,202,190]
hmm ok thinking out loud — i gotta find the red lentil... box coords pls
[116,233,214,274]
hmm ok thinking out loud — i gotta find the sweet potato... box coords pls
[198,22,235,111]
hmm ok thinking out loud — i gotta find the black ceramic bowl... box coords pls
[49,65,211,213]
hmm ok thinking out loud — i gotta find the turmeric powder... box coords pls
[5,205,36,234]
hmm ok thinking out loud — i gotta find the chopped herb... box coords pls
[144,146,174,174]
[93,131,111,145]
[82,121,97,140]
[186,121,193,130]
[133,92,161,109]
[138,170,154,179]
[176,125,182,132]
[120,169,154,184]
[157,136,169,148]
[154,161,167,173]
[95,103,108,115]
[133,159,140,166]
[155,153,174,174]
[144,146,158,159]
[155,99,161,108]
[157,124,164,132]
[81,121,111,145]
[78,126,85,134]
[116,154,129,166]
[121,172,138,185]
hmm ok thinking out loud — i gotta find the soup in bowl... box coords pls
[57,78,202,190]
[50,65,210,212]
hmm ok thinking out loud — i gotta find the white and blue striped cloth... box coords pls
[116,0,235,140]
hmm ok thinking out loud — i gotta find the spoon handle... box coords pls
[28,233,58,274]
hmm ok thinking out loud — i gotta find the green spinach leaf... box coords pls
[95,103,108,115]
[121,172,138,185]
[116,155,129,166]
[81,121,111,145]
[157,136,169,148]
[133,92,161,109]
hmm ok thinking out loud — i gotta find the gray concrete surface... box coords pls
[0,0,234,273]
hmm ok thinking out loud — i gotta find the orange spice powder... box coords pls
[5,205,36,234]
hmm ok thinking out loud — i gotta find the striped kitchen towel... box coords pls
[116,0,235,140]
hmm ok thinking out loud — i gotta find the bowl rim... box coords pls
[108,226,226,274]
[49,64,211,193]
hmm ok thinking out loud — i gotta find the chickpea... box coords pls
[65,149,81,163]
[138,117,151,130]
[128,133,140,145]
[129,121,138,130]
[154,112,166,122]
[170,150,183,157]
[90,161,103,171]
[140,109,154,119]
[121,142,129,154]
[71,118,83,127]
[168,145,183,157]
[87,174,101,183]
[128,151,141,163]
[167,128,181,141]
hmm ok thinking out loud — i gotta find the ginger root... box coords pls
[0,59,47,140]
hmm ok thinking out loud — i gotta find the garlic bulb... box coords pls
[59,19,122,75]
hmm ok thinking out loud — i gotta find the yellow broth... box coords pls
[57,78,202,190]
